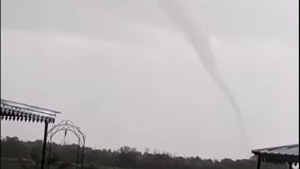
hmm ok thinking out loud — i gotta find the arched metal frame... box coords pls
[46,120,86,169]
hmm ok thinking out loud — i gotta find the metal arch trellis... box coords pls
[46,120,86,169]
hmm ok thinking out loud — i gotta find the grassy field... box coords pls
[1,158,73,169]
[1,158,117,169]
[1,159,22,169]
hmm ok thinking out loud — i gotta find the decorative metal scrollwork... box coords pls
[46,120,86,169]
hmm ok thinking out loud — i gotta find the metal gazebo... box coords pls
[1,99,61,169]
[252,144,299,169]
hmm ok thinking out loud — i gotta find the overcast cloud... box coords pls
[1,0,298,159]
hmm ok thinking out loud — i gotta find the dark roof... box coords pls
[1,99,60,123]
[252,144,299,164]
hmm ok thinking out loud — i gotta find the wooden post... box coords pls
[256,155,261,169]
[288,162,293,169]
[41,121,49,169]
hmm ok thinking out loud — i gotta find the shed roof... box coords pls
[1,99,60,123]
[252,144,299,164]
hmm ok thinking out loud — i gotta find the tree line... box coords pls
[1,136,287,169]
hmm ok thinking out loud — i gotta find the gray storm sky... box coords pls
[1,0,299,159]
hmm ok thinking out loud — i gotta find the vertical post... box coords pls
[81,143,85,169]
[256,154,261,169]
[47,137,52,169]
[41,121,49,169]
[288,162,293,169]
[76,143,80,169]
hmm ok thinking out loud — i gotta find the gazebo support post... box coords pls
[288,162,292,169]
[41,121,49,169]
[1,99,59,169]
[256,154,261,169]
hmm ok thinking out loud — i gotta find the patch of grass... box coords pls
[1,159,122,169]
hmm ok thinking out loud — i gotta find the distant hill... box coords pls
[1,136,287,169]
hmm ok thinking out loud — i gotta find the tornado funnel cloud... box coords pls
[159,0,250,156]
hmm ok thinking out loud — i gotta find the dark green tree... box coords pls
[1,136,289,169]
